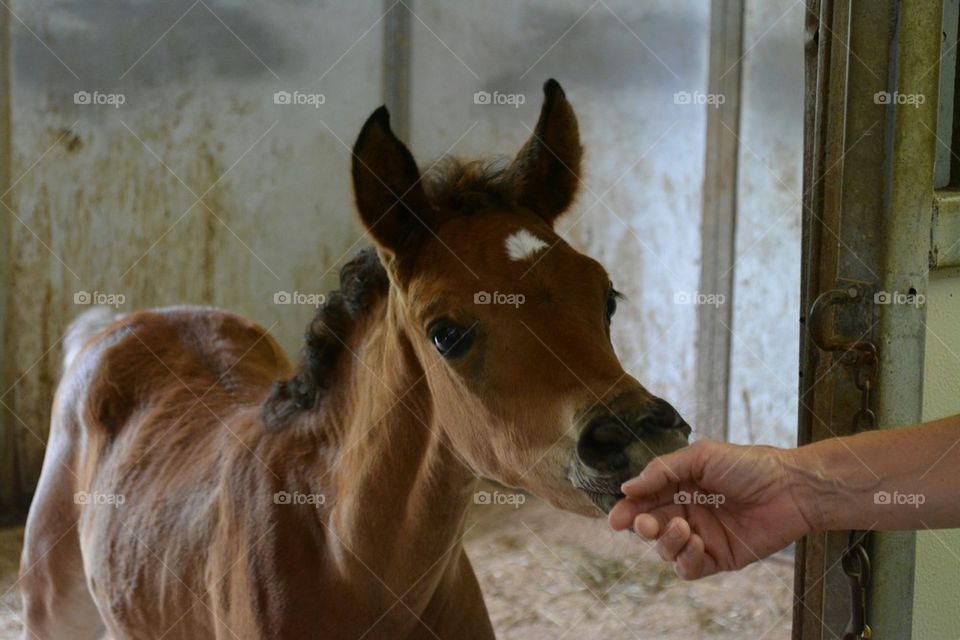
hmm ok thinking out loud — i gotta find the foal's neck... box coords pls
[325,294,480,616]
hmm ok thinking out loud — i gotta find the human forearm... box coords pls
[786,415,960,531]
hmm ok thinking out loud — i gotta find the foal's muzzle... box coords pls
[571,398,691,512]
[576,398,691,474]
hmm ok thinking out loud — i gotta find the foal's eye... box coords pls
[605,289,621,323]
[428,320,475,359]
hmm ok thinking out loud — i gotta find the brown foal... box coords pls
[20,80,690,639]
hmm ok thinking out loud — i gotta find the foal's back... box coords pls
[73,306,290,494]
[21,306,295,639]
[83,306,289,417]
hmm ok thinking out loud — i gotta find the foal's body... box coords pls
[21,81,690,639]
[25,303,492,639]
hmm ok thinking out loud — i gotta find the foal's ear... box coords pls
[351,107,432,257]
[508,79,583,225]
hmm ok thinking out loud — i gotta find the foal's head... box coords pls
[351,80,690,515]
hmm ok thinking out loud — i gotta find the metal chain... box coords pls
[842,530,872,639]
[851,346,878,431]
[843,347,877,640]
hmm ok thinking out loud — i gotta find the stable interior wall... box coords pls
[3,0,381,497]
[726,0,803,447]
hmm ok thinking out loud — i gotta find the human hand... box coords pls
[608,440,819,579]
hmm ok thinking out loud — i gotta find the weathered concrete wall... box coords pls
[4,0,382,495]
[727,0,803,447]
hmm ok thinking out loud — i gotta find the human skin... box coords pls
[608,414,960,580]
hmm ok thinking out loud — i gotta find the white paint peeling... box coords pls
[505,229,548,261]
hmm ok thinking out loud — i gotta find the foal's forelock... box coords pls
[421,157,515,215]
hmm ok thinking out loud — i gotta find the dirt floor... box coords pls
[0,485,793,639]
[463,484,793,640]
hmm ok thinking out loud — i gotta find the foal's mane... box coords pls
[261,247,389,425]
[262,157,517,426]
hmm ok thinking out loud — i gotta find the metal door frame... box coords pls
[796,1,945,637]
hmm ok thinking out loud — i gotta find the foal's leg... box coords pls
[20,439,103,639]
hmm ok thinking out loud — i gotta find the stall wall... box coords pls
[727,0,804,447]
[4,0,382,494]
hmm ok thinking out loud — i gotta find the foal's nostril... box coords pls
[639,399,692,437]
[577,401,692,473]
[576,418,635,472]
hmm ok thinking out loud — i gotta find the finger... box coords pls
[655,517,691,562]
[621,453,684,498]
[609,496,667,531]
[608,498,641,531]
[621,442,710,500]
[675,532,705,580]
[698,546,720,578]
[632,504,685,540]
[633,513,661,539]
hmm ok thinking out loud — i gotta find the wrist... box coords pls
[785,436,882,531]
[779,443,843,532]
